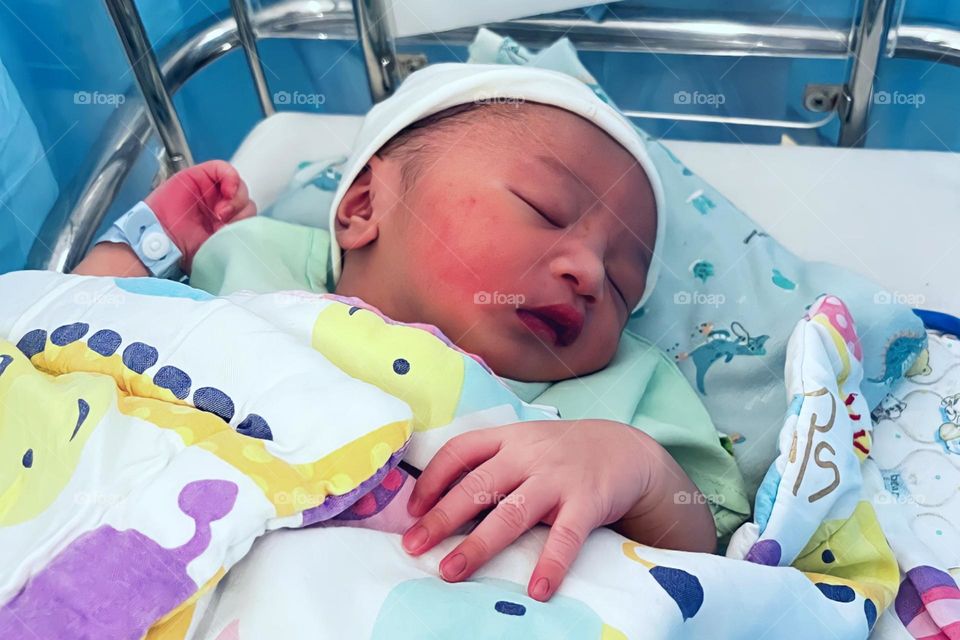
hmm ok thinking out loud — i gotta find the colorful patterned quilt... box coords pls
[0,272,953,639]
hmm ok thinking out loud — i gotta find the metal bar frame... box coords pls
[839,0,896,147]
[28,0,960,272]
[229,0,277,117]
[102,0,194,173]
[353,0,403,103]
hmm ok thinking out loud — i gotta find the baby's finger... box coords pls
[403,458,520,556]
[225,180,250,215]
[526,505,593,601]
[210,161,240,200]
[408,429,503,517]
[438,480,553,584]
[230,200,257,222]
[213,201,234,221]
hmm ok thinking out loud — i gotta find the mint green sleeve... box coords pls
[189,217,333,296]
[533,331,752,542]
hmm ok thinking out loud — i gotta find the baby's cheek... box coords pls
[580,315,623,369]
[418,201,520,290]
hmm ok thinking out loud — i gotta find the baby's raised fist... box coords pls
[144,160,257,272]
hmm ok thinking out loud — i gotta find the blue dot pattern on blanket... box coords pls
[237,414,273,440]
[864,598,877,630]
[194,387,235,422]
[494,601,525,616]
[51,323,89,346]
[123,342,159,374]
[15,329,47,358]
[113,277,214,301]
[815,582,855,603]
[87,329,122,356]
[13,322,248,429]
[153,366,192,399]
[649,566,705,621]
[393,358,410,375]
[71,399,90,441]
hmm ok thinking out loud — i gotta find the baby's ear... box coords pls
[334,159,381,250]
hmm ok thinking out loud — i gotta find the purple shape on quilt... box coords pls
[744,539,782,566]
[177,478,238,559]
[905,565,958,592]
[895,565,960,626]
[0,479,237,640]
[334,467,407,522]
[895,576,923,625]
[302,443,408,526]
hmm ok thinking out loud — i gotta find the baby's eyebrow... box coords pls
[533,154,586,190]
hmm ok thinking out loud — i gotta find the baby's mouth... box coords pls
[516,305,584,347]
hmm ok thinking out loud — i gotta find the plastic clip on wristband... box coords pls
[97,201,183,279]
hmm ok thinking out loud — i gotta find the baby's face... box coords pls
[335,104,656,381]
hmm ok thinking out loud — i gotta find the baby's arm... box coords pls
[73,160,256,277]
[609,438,717,552]
[73,242,149,277]
[402,419,715,602]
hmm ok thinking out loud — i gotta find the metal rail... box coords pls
[249,2,957,62]
[229,0,276,117]
[896,24,960,66]
[353,0,403,103]
[103,0,194,173]
[27,0,960,272]
[839,0,895,146]
[28,7,249,273]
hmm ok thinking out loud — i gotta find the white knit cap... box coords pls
[328,63,665,311]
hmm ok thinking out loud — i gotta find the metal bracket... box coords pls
[353,0,403,102]
[803,83,845,113]
[397,53,428,77]
[839,0,895,146]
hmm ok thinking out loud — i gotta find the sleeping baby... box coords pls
[74,63,745,602]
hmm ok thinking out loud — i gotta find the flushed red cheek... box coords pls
[416,203,522,291]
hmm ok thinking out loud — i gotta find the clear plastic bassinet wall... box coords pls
[0,0,958,274]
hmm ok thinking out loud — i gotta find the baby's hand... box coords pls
[401,419,716,602]
[144,160,256,271]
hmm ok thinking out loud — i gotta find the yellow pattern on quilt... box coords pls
[312,303,464,432]
[0,344,112,525]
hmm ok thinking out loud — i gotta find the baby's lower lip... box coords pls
[516,309,558,346]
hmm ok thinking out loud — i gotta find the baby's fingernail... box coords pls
[531,577,550,601]
[441,553,467,581]
[402,525,428,553]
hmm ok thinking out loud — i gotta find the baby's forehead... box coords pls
[414,100,655,224]
[506,107,648,191]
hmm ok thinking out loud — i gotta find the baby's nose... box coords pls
[552,252,605,303]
